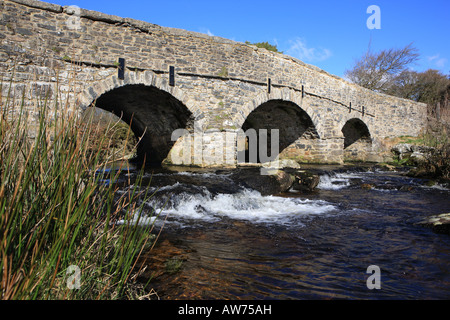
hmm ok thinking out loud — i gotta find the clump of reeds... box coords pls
[0,79,156,299]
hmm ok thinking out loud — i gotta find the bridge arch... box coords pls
[234,88,319,131]
[341,118,373,162]
[77,71,197,165]
[239,98,320,163]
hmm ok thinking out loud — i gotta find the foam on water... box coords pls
[424,182,450,191]
[141,185,338,226]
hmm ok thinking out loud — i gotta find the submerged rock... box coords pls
[361,183,374,190]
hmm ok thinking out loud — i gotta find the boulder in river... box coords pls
[416,213,450,235]
[291,170,320,192]
[230,168,294,195]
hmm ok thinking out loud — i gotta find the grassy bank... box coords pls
[0,82,156,299]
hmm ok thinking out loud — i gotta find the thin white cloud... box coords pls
[428,54,447,69]
[285,37,332,62]
[273,38,279,48]
[199,28,214,37]
[428,54,440,61]
[436,59,447,68]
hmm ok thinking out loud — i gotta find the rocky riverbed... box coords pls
[122,163,450,299]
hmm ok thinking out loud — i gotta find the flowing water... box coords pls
[115,165,450,300]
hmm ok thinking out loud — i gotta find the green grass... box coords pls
[396,131,449,148]
[0,78,157,299]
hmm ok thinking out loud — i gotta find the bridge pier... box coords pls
[166,129,351,168]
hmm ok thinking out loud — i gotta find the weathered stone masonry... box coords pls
[0,0,428,166]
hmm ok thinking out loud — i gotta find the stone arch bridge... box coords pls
[0,0,427,167]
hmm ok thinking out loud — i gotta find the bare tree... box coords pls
[345,43,420,93]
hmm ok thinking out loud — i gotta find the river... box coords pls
[115,164,450,300]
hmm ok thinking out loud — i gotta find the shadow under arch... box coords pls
[91,84,193,166]
[239,99,319,163]
[341,118,372,161]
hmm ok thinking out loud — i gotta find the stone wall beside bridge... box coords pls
[0,0,428,167]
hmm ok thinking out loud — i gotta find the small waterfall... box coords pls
[148,186,337,225]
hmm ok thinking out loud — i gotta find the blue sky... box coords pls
[50,0,449,78]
